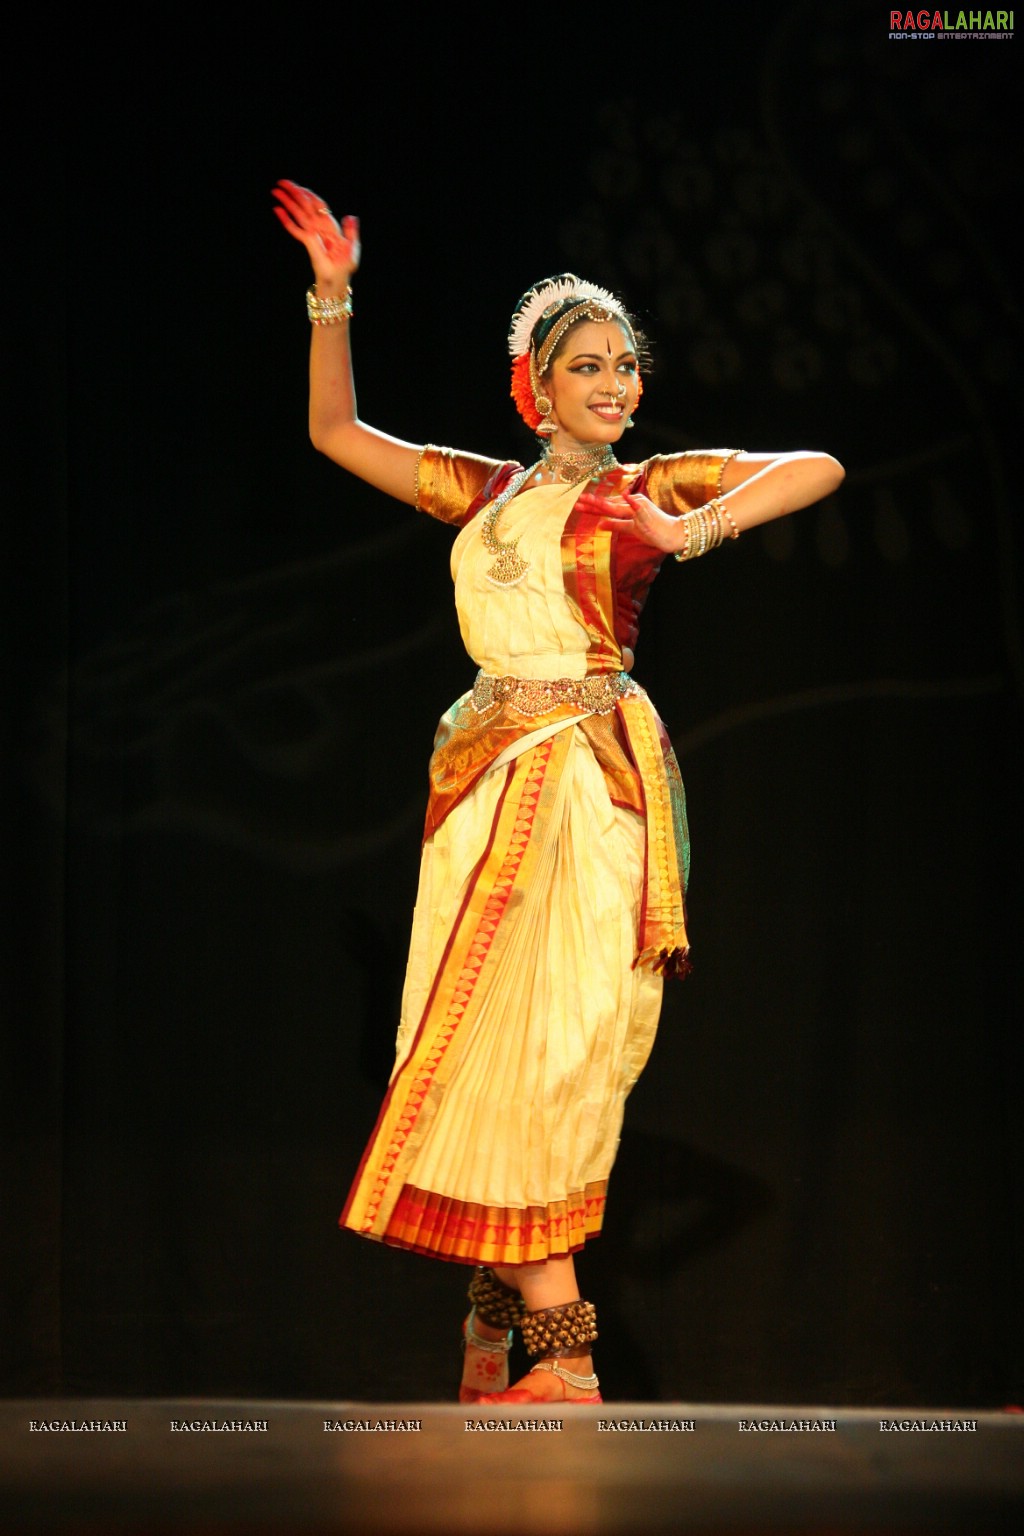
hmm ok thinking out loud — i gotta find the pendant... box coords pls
[485,544,530,587]
[481,466,533,587]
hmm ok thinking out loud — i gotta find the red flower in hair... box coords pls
[510,352,542,430]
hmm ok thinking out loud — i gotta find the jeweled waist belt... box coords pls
[471,670,637,718]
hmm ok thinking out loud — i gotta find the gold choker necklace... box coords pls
[541,444,617,485]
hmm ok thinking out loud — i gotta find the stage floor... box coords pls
[2,1399,1021,1534]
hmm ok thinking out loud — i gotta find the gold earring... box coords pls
[530,347,557,434]
[536,397,557,436]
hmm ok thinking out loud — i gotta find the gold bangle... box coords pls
[306,284,353,325]
[672,515,690,562]
[673,508,701,561]
[673,498,737,561]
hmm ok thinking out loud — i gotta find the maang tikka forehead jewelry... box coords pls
[533,299,636,377]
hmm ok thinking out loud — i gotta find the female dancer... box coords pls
[273,179,844,1405]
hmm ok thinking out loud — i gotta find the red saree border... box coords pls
[379,1182,608,1266]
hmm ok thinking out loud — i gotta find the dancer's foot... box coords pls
[459,1308,513,1404]
[476,1357,601,1405]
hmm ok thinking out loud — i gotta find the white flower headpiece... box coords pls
[507,274,624,359]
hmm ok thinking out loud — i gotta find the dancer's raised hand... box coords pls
[272,179,360,291]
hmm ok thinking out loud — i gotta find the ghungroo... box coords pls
[467,1267,527,1331]
[521,1299,599,1359]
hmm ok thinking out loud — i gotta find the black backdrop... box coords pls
[3,3,1021,1406]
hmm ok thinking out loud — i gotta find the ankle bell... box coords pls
[520,1298,598,1360]
[466,1266,527,1331]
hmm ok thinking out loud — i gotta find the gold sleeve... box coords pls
[414,445,507,526]
[642,449,743,516]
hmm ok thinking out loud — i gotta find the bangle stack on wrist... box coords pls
[673,497,740,561]
[306,284,353,325]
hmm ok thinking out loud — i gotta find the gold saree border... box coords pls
[617,695,691,977]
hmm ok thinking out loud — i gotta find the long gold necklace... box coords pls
[481,466,535,586]
[483,445,617,587]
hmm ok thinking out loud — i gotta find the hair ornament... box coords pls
[507,274,622,359]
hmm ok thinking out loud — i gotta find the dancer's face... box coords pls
[543,320,640,449]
